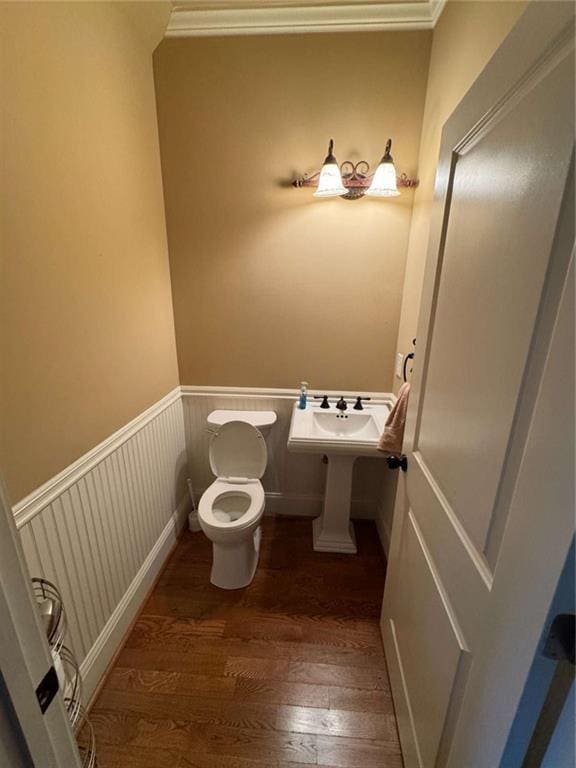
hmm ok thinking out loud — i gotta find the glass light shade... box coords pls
[366,160,400,197]
[314,162,347,198]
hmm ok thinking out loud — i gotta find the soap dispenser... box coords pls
[298,381,309,410]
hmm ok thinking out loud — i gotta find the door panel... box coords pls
[382,5,575,768]
[392,511,465,768]
[409,451,490,644]
[417,54,575,554]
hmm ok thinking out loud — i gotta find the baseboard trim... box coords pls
[192,487,377,521]
[14,387,182,528]
[264,490,322,518]
[84,518,185,714]
[79,493,190,702]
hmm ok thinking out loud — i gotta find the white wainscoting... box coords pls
[12,384,395,704]
[13,388,189,702]
[181,385,395,523]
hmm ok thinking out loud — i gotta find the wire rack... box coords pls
[59,645,83,729]
[31,576,97,766]
[31,578,67,654]
[76,708,98,768]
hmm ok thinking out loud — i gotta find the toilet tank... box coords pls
[207,410,277,436]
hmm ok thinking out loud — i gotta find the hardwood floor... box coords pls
[89,517,403,767]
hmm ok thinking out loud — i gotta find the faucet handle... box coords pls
[314,395,330,409]
[353,397,371,411]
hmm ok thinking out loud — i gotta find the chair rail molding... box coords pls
[167,0,446,37]
[180,383,394,405]
[13,387,182,529]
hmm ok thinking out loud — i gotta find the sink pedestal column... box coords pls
[313,454,357,554]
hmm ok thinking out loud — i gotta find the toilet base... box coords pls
[210,526,261,590]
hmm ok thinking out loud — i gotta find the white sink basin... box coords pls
[288,400,389,455]
[313,411,380,439]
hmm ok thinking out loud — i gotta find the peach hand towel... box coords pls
[377,382,411,455]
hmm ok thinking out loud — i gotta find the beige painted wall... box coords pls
[393,0,527,392]
[0,1,526,502]
[0,2,179,501]
[154,32,431,392]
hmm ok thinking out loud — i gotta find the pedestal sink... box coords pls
[287,399,390,553]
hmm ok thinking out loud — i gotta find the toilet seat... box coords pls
[199,421,267,534]
[198,479,264,532]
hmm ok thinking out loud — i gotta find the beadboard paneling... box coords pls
[15,393,189,701]
[181,388,392,520]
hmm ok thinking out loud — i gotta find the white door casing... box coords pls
[0,478,81,768]
[381,4,575,768]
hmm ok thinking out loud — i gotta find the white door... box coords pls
[381,4,575,768]
[0,478,82,768]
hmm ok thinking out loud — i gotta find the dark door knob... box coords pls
[386,454,408,472]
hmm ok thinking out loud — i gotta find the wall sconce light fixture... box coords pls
[293,138,418,200]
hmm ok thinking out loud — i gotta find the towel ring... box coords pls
[402,338,416,383]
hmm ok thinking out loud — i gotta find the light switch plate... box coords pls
[395,352,404,380]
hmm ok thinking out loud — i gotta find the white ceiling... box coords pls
[167,0,446,37]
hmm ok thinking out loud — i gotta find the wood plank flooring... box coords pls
[89,517,403,767]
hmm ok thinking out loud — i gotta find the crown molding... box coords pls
[166,0,446,37]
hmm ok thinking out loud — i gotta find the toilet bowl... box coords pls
[198,415,275,589]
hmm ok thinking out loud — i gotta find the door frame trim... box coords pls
[0,477,81,767]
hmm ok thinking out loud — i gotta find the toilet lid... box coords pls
[209,421,267,480]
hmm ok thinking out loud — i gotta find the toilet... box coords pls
[198,411,276,589]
